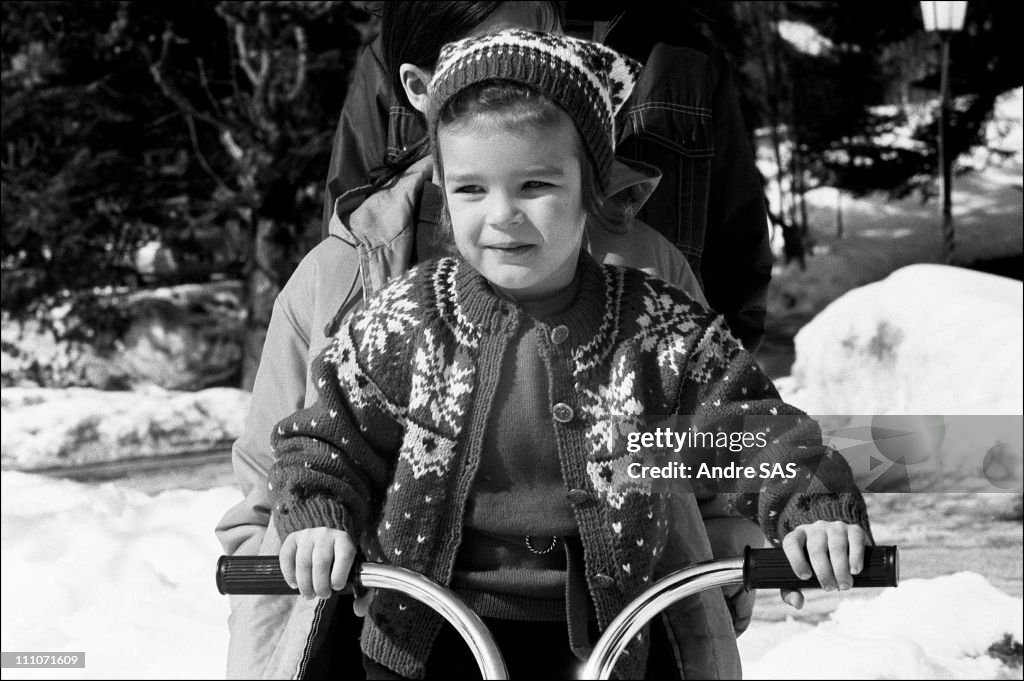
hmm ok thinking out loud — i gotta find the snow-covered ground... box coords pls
[1,472,1021,680]
[1,89,1020,681]
[0,472,241,679]
[741,572,1023,679]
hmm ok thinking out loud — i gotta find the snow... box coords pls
[740,573,1024,679]
[0,471,241,679]
[1,471,1020,679]
[1,387,250,469]
[776,20,835,57]
[777,264,1024,415]
[765,167,1023,332]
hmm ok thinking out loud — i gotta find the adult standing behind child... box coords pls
[321,1,772,352]
[267,29,871,680]
[215,4,748,678]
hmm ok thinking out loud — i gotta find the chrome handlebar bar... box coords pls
[218,556,507,678]
[218,546,898,680]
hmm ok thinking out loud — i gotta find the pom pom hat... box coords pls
[428,29,642,189]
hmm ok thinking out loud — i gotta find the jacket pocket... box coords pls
[627,103,714,158]
[619,104,714,258]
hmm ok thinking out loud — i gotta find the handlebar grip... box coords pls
[217,556,299,594]
[743,545,898,591]
[217,555,359,595]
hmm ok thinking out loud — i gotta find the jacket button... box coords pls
[552,403,574,423]
[551,325,569,344]
[566,488,591,505]
[593,574,617,589]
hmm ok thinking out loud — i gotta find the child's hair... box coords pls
[432,80,630,237]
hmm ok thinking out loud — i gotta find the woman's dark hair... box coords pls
[371,2,561,190]
[431,81,630,248]
[382,2,503,113]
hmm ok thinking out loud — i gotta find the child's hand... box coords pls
[280,527,358,601]
[779,520,871,609]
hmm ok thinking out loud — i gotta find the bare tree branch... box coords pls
[196,56,226,120]
[233,23,261,86]
[145,24,228,132]
[285,25,307,102]
[184,114,232,193]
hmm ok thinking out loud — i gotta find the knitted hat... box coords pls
[428,29,642,189]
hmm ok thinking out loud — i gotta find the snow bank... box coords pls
[2,472,1020,680]
[740,572,1023,679]
[779,264,1023,415]
[0,471,242,679]
[1,387,250,469]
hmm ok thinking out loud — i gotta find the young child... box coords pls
[269,29,871,680]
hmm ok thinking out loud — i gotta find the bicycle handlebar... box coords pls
[219,557,508,678]
[217,546,898,595]
[218,546,898,680]
[581,545,897,679]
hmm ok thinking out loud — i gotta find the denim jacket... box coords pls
[606,10,773,354]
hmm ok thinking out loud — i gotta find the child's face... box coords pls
[439,115,587,301]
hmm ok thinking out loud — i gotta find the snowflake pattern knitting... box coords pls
[579,353,645,454]
[268,255,870,681]
[636,279,702,375]
[398,420,459,480]
[572,265,622,374]
[685,317,737,384]
[352,275,421,363]
[408,328,475,435]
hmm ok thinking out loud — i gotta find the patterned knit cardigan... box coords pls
[269,254,869,680]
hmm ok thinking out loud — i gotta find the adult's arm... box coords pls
[214,302,308,557]
[215,238,363,556]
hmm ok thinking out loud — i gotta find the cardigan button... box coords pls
[566,488,591,505]
[592,573,617,589]
[552,403,574,423]
[551,325,570,344]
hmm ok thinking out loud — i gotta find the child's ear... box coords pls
[399,64,433,114]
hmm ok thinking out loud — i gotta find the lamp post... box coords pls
[920,1,967,265]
